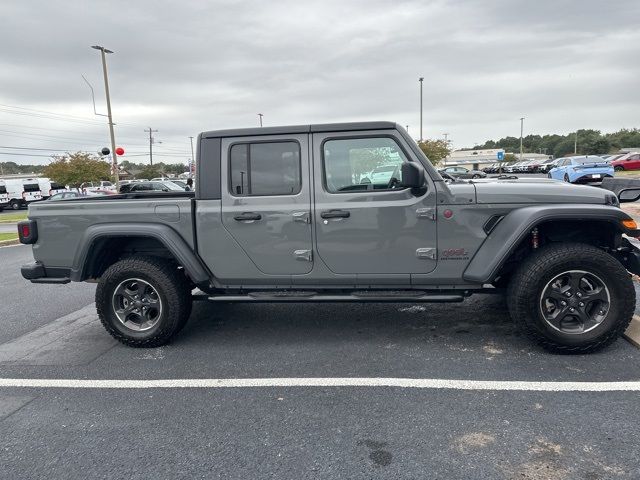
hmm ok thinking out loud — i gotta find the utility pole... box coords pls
[443,133,449,143]
[419,77,424,141]
[91,45,119,188]
[258,113,263,127]
[519,117,525,160]
[145,127,158,165]
[189,136,195,176]
[574,131,578,154]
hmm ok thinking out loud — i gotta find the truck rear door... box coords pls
[220,134,313,275]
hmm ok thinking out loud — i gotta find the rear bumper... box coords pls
[21,262,71,284]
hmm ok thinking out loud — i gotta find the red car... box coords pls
[611,152,640,171]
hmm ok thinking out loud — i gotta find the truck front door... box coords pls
[312,131,438,282]
[220,134,313,275]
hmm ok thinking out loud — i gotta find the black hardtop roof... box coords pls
[201,121,399,139]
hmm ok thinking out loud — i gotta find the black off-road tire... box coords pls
[96,256,193,347]
[507,243,634,353]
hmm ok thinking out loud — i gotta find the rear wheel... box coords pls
[10,200,20,210]
[507,243,634,353]
[96,256,193,347]
[614,166,624,172]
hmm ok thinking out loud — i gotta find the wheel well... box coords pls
[84,236,182,280]
[493,219,621,285]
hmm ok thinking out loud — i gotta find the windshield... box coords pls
[162,182,185,191]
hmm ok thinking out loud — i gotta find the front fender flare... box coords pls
[70,223,211,285]
[462,204,634,283]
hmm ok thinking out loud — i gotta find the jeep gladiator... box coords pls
[18,122,640,352]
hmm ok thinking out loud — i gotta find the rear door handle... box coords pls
[320,209,350,219]
[234,212,262,221]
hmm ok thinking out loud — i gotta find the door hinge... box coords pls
[294,249,313,262]
[416,247,437,260]
[416,207,436,220]
[292,211,310,224]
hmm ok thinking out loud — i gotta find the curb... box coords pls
[624,315,640,348]
[0,238,20,247]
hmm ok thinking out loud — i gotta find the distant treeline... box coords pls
[472,128,640,158]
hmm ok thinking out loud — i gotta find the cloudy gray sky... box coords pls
[1,0,639,165]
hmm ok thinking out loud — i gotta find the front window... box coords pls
[323,137,408,193]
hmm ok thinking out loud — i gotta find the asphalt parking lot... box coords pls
[2,244,640,479]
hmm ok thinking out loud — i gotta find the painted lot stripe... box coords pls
[1,377,640,391]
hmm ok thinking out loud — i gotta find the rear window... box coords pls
[230,141,301,196]
[0,185,6,194]
[50,182,65,190]
[573,157,603,164]
[24,183,40,192]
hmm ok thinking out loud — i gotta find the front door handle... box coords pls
[320,209,350,219]
[234,212,262,221]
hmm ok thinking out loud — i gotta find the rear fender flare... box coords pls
[70,223,211,285]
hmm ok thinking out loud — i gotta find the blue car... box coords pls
[548,155,613,184]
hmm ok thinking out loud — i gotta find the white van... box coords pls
[0,180,10,211]
[37,178,67,199]
[5,178,43,210]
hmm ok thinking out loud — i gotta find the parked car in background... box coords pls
[611,152,640,171]
[504,161,527,173]
[4,178,42,209]
[0,180,10,211]
[80,181,116,194]
[438,166,487,179]
[119,181,186,193]
[538,158,560,174]
[36,178,67,200]
[548,155,613,183]
[48,191,109,201]
[483,163,507,174]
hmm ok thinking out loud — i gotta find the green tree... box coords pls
[43,152,111,188]
[417,139,451,166]
[136,165,162,179]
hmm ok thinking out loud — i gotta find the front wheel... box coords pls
[10,200,20,210]
[614,166,624,172]
[96,256,193,347]
[563,173,570,182]
[507,243,634,353]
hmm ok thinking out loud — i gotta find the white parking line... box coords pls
[1,377,640,391]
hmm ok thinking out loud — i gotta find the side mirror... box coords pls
[401,162,425,188]
[618,188,640,203]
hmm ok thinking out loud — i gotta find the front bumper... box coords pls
[21,262,71,284]
[614,238,640,277]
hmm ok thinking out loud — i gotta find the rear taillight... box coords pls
[18,220,37,244]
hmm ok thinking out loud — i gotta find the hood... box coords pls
[473,178,610,204]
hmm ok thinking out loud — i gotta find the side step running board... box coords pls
[203,291,465,303]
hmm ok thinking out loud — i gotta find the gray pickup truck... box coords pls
[18,122,640,353]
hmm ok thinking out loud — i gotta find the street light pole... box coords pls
[419,77,424,141]
[258,113,263,127]
[91,45,119,188]
[519,117,525,160]
[189,136,195,175]
[574,131,578,154]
